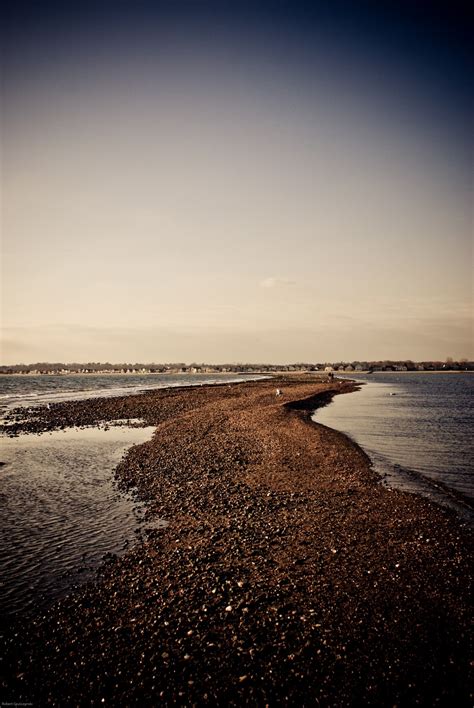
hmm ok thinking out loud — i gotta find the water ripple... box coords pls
[0,425,159,620]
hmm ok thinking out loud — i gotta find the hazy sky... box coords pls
[1,1,473,363]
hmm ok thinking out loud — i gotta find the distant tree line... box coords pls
[0,359,472,374]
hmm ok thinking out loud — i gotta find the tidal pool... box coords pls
[0,424,159,621]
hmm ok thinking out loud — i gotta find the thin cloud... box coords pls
[260,277,296,289]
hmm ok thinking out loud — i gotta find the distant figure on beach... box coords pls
[328,372,334,382]
[276,388,282,396]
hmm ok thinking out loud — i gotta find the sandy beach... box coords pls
[1,376,472,705]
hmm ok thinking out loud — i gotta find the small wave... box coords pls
[371,450,473,526]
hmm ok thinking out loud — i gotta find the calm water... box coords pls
[315,373,473,521]
[0,425,160,621]
[0,372,266,415]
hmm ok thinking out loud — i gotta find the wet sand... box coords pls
[1,377,472,705]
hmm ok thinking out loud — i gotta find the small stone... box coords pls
[225,605,232,612]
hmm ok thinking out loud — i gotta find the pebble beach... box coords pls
[1,376,472,705]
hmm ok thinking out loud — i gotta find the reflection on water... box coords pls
[0,425,159,620]
[314,373,473,522]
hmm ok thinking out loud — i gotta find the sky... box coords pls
[1,1,473,364]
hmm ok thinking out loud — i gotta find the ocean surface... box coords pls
[0,372,266,416]
[315,373,473,522]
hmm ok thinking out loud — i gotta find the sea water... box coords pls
[0,425,158,621]
[314,373,473,521]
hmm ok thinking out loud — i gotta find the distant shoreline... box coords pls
[0,371,265,377]
[339,369,474,374]
[0,369,472,377]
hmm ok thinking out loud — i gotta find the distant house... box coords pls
[324,366,334,372]
[344,365,354,372]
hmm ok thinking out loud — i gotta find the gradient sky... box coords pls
[1,1,473,364]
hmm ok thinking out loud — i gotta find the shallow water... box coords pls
[0,425,158,620]
[314,373,473,522]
